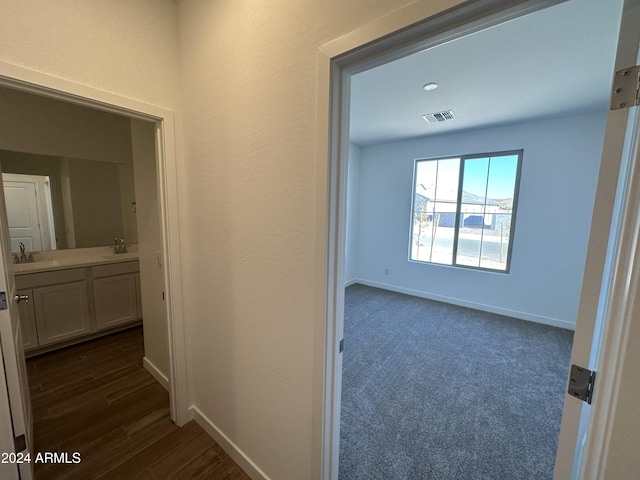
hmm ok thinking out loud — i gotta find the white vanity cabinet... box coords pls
[16,268,91,347]
[92,261,140,330]
[15,259,141,354]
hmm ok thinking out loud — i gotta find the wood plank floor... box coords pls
[26,326,250,480]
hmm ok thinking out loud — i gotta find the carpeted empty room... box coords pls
[339,284,573,480]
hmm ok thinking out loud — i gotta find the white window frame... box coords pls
[409,149,523,273]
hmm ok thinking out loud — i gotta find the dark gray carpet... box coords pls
[339,284,573,480]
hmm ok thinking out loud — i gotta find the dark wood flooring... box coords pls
[26,326,250,480]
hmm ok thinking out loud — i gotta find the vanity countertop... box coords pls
[12,248,139,275]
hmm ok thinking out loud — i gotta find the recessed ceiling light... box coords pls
[423,83,438,91]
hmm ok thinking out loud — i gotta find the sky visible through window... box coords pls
[411,152,521,271]
[415,155,518,201]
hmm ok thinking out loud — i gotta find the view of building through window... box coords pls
[410,151,522,272]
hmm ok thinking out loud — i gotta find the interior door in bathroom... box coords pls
[3,173,57,253]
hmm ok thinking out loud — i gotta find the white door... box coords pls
[554,0,640,477]
[3,178,44,253]
[0,167,34,479]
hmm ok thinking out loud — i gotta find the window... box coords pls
[409,150,522,272]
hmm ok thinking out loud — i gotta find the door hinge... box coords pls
[14,434,26,453]
[568,364,596,405]
[339,339,344,353]
[611,65,640,110]
[0,292,7,310]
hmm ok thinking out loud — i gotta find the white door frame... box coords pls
[0,61,190,426]
[313,0,629,478]
[578,94,640,480]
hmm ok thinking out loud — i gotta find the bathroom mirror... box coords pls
[0,150,137,253]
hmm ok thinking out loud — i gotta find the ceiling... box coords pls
[349,0,624,147]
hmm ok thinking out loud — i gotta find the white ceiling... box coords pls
[349,0,623,147]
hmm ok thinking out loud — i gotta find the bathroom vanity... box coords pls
[13,247,142,356]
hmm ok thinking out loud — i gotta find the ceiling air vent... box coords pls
[422,110,456,124]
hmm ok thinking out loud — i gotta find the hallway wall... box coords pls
[0,0,181,110]
[176,1,417,478]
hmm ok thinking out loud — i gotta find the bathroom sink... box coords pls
[12,259,60,272]
[101,253,137,260]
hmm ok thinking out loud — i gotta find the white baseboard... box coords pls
[190,406,270,480]
[352,279,576,331]
[345,278,358,287]
[143,357,169,391]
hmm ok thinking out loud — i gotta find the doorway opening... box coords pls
[340,0,618,474]
[0,65,188,431]
[315,0,637,478]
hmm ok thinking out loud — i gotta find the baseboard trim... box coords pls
[345,278,358,287]
[143,357,169,391]
[190,406,270,480]
[351,279,576,330]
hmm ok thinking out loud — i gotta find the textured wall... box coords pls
[0,0,181,109]
[0,88,134,165]
[176,1,416,478]
[66,157,124,247]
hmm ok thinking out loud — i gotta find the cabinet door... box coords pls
[93,274,138,330]
[16,289,37,351]
[33,281,91,346]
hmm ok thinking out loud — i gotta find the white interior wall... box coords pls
[59,158,75,249]
[0,87,133,165]
[66,157,124,248]
[352,112,608,329]
[0,0,182,111]
[176,1,417,478]
[345,143,361,284]
[119,165,138,245]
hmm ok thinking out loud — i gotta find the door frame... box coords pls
[0,61,190,426]
[313,0,631,478]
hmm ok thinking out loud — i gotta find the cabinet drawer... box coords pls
[15,268,87,290]
[92,261,139,279]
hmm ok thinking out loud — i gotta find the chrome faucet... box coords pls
[14,242,34,264]
[113,237,128,254]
